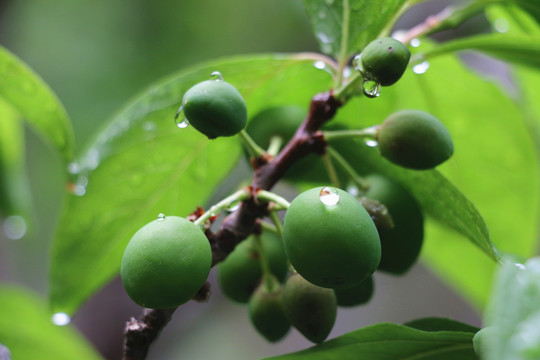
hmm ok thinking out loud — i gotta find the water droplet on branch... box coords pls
[319,186,340,206]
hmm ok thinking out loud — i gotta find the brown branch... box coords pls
[122,91,342,359]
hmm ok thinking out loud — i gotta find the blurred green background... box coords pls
[0,1,486,359]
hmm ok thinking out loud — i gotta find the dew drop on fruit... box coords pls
[210,71,224,81]
[3,215,27,240]
[352,54,362,73]
[157,213,166,221]
[319,186,340,206]
[362,79,381,98]
[174,106,190,129]
[365,139,378,147]
[412,61,430,75]
[51,312,71,326]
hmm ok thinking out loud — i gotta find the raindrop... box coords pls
[174,106,190,129]
[3,215,27,240]
[352,54,363,72]
[313,61,326,70]
[157,213,166,221]
[412,61,430,75]
[494,18,509,33]
[73,185,86,197]
[52,312,71,326]
[410,38,421,48]
[515,263,526,270]
[67,162,80,175]
[319,186,340,206]
[362,79,381,98]
[346,184,359,197]
[211,71,224,81]
[365,139,378,147]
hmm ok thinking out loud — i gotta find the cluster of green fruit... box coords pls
[119,36,454,344]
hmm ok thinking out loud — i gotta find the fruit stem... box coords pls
[193,188,251,227]
[321,153,341,188]
[327,147,369,192]
[256,190,290,210]
[333,71,363,102]
[266,135,284,157]
[323,125,379,142]
[268,211,284,240]
[252,233,272,285]
[238,129,266,158]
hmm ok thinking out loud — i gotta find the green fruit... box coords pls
[182,78,247,139]
[364,174,424,274]
[282,187,381,289]
[361,37,410,86]
[282,273,337,344]
[121,216,211,309]
[218,231,288,303]
[473,327,494,357]
[248,276,291,342]
[335,275,374,307]
[377,110,454,170]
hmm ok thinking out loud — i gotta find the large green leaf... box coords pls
[331,42,538,308]
[49,54,334,315]
[480,257,540,360]
[263,323,477,360]
[420,34,540,70]
[0,45,73,161]
[404,317,480,333]
[302,0,411,61]
[0,285,101,360]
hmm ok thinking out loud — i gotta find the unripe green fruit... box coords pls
[361,37,410,86]
[364,174,424,274]
[121,216,211,309]
[283,187,381,289]
[182,78,247,139]
[377,110,454,170]
[335,275,374,307]
[218,231,288,303]
[473,327,494,357]
[248,276,291,342]
[282,273,337,344]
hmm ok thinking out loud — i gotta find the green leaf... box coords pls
[263,322,477,360]
[420,34,540,70]
[0,99,31,219]
[480,257,540,360]
[0,285,102,360]
[0,45,73,161]
[404,317,480,333]
[49,54,334,315]
[332,42,538,308]
[302,0,411,61]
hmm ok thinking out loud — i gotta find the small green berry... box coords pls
[361,37,411,86]
[282,187,381,289]
[120,216,211,309]
[335,276,374,307]
[182,77,247,139]
[282,273,337,344]
[377,110,454,170]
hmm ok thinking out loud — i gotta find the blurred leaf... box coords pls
[420,34,540,69]
[404,317,480,333]
[263,322,477,360]
[331,42,538,308]
[302,0,411,61]
[513,0,540,24]
[0,45,73,161]
[0,285,101,360]
[481,257,540,360]
[49,54,334,315]
[0,100,31,219]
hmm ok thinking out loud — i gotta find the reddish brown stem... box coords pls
[122,91,342,359]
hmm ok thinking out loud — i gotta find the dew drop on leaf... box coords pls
[412,61,430,75]
[319,186,340,206]
[51,312,71,326]
[365,139,378,147]
[362,79,381,98]
[314,61,326,70]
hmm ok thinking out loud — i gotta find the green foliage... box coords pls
[0,286,101,360]
[263,322,478,360]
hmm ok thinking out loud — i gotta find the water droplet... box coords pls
[346,184,359,197]
[52,312,71,326]
[174,106,190,129]
[157,213,166,221]
[3,215,27,240]
[319,186,340,206]
[67,162,80,175]
[73,185,86,197]
[210,71,224,81]
[227,201,240,212]
[365,139,378,147]
[494,18,509,33]
[362,79,381,98]
[352,54,363,72]
[314,61,326,70]
[515,263,526,270]
[410,38,421,48]
[412,61,430,75]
